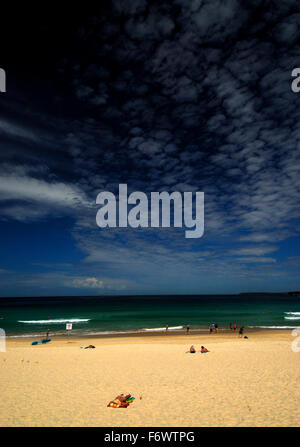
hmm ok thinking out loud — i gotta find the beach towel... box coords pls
[107,396,135,408]
[31,338,51,345]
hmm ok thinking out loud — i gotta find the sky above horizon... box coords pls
[0,1,300,297]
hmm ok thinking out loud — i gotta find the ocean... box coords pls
[0,294,299,338]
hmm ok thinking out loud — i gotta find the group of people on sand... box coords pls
[189,345,209,354]
[209,322,244,335]
[165,322,246,337]
[209,322,245,337]
[187,323,246,354]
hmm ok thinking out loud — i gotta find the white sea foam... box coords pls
[7,331,69,338]
[143,326,183,331]
[18,318,90,324]
[87,326,184,335]
[284,316,300,320]
[84,330,135,335]
[7,334,48,338]
[249,326,300,329]
[284,312,300,315]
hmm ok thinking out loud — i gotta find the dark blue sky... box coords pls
[0,1,300,296]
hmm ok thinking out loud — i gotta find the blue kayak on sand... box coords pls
[31,338,51,345]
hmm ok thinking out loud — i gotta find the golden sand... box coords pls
[1,330,299,427]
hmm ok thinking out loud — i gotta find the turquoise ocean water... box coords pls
[0,294,299,337]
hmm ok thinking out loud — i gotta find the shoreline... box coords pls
[4,328,296,343]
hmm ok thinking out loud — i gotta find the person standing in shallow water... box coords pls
[46,329,49,338]
[229,322,232,331]
[186,324,190,334]
[165,324,168,335]
[233,323,237,331]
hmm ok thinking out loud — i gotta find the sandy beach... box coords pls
[1,330,299,427]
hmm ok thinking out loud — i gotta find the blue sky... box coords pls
[0,1,300,296]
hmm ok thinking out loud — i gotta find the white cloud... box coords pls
[235,257,277,264]
[67,277,104,289]
[230,245,278,256]
[0,171,92,221]
[0,119,40,143]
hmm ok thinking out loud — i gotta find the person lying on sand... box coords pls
[84,345,96,349]
[200,346,209,353]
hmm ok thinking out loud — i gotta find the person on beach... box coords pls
[239,326,244,338]
[209,323,215,333]
[201,346,209,353]
[215,323,218,333]
[233,323,237,331]
[166,324,168,335]
[189,345,196,353]
[107,394,132,408]
[229,322,232,331]
[186,324,190,334]
[46,329,49,338]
